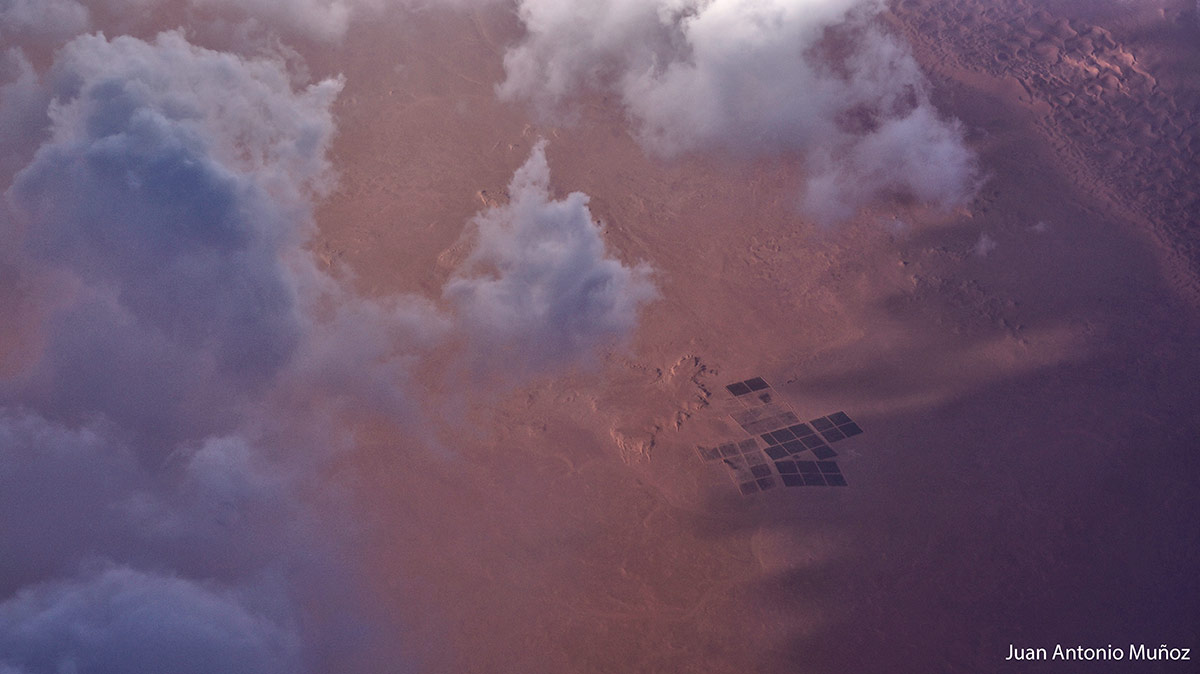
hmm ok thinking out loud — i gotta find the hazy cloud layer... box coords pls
[445,140,658,376]
[188,0,361,42]
[4,31,342,447]
[801,105,978,224]
[0,0,89,40]
[288,262,449,420]
[0,22,657,672]
[498,0,979,222]
[0,48,49,180]
[0,31,381,673]
[0,566,301,674]
[0,410,365,672]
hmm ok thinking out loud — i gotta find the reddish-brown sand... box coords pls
[294,2,1200,672]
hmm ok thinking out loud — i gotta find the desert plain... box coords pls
[0,0,1198,673]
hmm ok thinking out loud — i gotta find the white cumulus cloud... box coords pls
[445,140,658,376]
[0,0,89,40]
[497,0,980,223]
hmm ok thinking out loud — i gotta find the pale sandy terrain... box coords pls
[294,2,1199,672]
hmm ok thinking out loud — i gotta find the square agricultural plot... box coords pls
[695,446,721,461]
[745,452,768,467]
[734,393,763,410]
[778,412,800,425]
[803,473,828,486]
[795,461,819,474]
[781,474,805,487]
[782,440,806,455]
[800,435,826,450]
[751,464,772,479]
[734,408,788,432]
[828,411,853,426]
[810,417,836,432]
[739,481,759,496]
[765,445,790,460]
[744,377,769,391]
[762,403,791,417]
[743,420,783,435]
[817,461,841,474]
[737,421,763,435]
[755,392,774,405]
[730,409,763,426]
[788,423,816,438]
[766,415,794,431]
[726,382,752,396]
[812,446,837,460]
[718,443,740,457]
[838,422,863,437]
[737,439,759,453]
[761,433,780,446]
[774,416,796,430]
[757,477,776,490]
[738,420,764,434]
[774,460,798,474]
[724,464,755,485]
[770,428,796,443]
[824,474,848,487]
[821,427,847,443]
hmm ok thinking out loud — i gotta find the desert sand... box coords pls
[2,0,1197,672]
[285,2,1200,672]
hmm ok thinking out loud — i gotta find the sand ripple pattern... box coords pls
[893,0,1200,285]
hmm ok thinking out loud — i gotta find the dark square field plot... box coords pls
[788,423,815,437]
[803,473,828,486]
[812,446,837,460]
[726,382,752,396]
[821,427,847,443]
[782,440,806,455]
[828,411,853,426]
[795,461,819,474]
[704,400,859,495]
[838,422,863,437]
[770,428,796,443]
[800,435,826,450]
[744,377,769,391]
[810,417,836,432]
[765,445,790,460]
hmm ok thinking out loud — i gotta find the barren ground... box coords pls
[303,2,1200,671]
